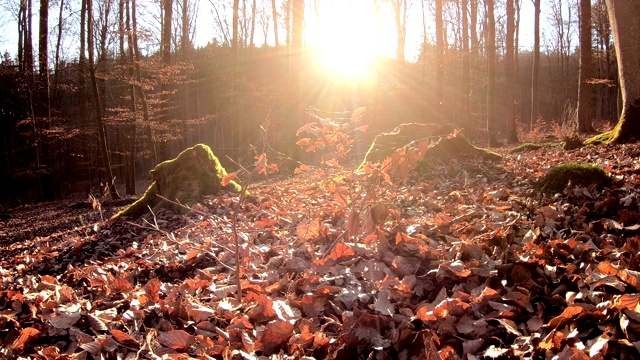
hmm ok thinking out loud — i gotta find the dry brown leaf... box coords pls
[157,330,195,351]
[10,327,40,350]
[259,320,294,355]
[110,329,140,347]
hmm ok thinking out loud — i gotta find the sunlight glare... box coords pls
[308,1,393,80]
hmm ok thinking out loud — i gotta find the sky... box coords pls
[0,0,559,65]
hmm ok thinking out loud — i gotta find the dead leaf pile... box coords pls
[1,142,640,359]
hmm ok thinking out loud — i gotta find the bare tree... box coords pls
[87,0,119,199]
[435,0,444,117]
[485,0,497,146]
[577,0,593,133]
[390,0,408,63]
[462,0,470,134]
[249,0,256,48]
[38,0,48,95]
[271,0,278,46]
[505,0,518,143]
[531,0,541,130]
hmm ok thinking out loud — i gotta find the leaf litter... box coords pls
[1,142,640,359]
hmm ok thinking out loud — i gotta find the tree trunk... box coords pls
[435,0,444,121]
[285,0,291,48]
[391,0,407,64]
[531,0,541,130]
[125,0,137,195]
[53,0,65,97]
[250,0,257,49]
[505,0,518,143]
[24,0,34,76]
[485,0,497,146]
[462,0,470,136]
[271,0,278,47]
[232,0,241,153]
[79,0,88,171]
[577,0,593,133]
[160,0,172,161]
[289,0,303,161]
[87,0,119,199]
[603,0,640,142]
[38,0,48,97]
[129,0,155,166]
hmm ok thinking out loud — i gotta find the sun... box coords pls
[307,1,394,80]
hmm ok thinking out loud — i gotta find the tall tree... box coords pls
[599,0,640,142]
[160,0,172,160]
[249,0,257,48]
[530,0,541,130]
[435,0,444,119]
[391,0,407,63]
[271,0,278,46]
[505,0,518,143]
[577,0,593,133]
[485,0,497,146]
[462,0,470,133]
[53,0,65,98]
[232,0,241,150]
[290,0,303,158]
[38,0,48,97]
[87,0,119,199]
[124,0,137,195]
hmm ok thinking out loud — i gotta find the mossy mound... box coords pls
[538,162,611,194]
[359,123,501,169]
[112,144,241,220]
[562,137,584,150]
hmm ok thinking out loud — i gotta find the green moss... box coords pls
[358,123,501,170]
[112,144,241,220]
[538,162,611,194]
[585,130,614,145]
[509,142,560,153]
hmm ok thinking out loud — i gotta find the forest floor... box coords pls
[2,142,640,359]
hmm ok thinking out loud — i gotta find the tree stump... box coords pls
[111,144,241,220]
[358,123,501,170]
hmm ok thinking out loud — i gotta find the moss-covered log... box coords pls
[111,144,241,220]
[358,123,501,169]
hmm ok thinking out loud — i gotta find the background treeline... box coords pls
[0,0,619,203]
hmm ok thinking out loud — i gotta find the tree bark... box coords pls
[462,0,470,136]
[391,0,407,64]
[250,0,257,49]
[160,0,173,161]
[123,0,136,195]
[577,0,593,133]
[271,0,278,47]
[603,0,640,142]
[485,0,497,146]
[505,0,518,143]
[435,0,444,121]
[232,0,241,152]
[38,0,48,96]
[87,0,119,199]
[290,0,303,160]
[531,0,541,130]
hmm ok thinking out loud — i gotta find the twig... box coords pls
[428,210,484,232]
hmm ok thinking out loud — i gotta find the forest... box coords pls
[2,0,640,359]
[0,0,620,202]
